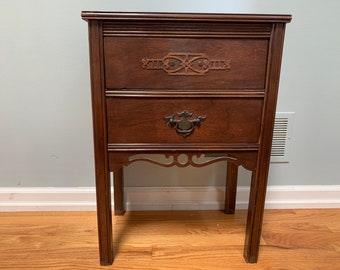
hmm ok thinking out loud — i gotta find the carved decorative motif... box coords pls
[128,153,237,168]
[141,53,231,76]
[164,111,206,138]
[108,152,258,171]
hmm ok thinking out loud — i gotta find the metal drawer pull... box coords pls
[164,111,206,138]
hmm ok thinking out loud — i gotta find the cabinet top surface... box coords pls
[81,11,291,23]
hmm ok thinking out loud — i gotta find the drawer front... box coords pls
[106,97,263,144]
[104,37,268,90]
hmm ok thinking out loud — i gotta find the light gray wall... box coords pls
[1,0,339,187]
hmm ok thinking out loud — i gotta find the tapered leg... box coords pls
[225,162,238,214]
[113,167,125,215]
[243,170,267,263]
[96,170,114,265]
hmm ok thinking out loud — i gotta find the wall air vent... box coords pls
[271,112,295,163]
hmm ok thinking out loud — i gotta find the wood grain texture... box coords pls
[87,20,114,265]
[0,209,339,270]
[106,97,263,144]
[104,37,268,89]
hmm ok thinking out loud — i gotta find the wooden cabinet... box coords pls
[82,12,291,265]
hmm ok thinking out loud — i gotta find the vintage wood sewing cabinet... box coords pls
[81,12,291,265]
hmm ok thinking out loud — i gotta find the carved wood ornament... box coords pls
[142,53,231,76]
[109,152,258,172]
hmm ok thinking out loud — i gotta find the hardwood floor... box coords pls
[0,209,339,269]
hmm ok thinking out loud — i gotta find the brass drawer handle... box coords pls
[164,111,206,138]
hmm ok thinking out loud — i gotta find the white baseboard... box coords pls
[0,187,97,212]
[1,185,340,212]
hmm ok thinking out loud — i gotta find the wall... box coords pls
[1,0,339,188]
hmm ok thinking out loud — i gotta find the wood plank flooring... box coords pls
[0,209,339,269]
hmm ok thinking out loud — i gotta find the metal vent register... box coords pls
[271,112,295,163]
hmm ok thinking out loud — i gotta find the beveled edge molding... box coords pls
[105,90,265,98]
[82,11,292,23]
[107,143,259,152]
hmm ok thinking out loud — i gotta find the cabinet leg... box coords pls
[225,162,238,214]
[113,167,125,216]
[243,171,267,263]
[96,171,114,265]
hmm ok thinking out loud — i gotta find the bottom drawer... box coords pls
[106,97,263,144]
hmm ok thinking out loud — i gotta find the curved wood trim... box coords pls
[108,152,257,172]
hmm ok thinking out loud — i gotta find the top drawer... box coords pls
[104,37,268,90]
